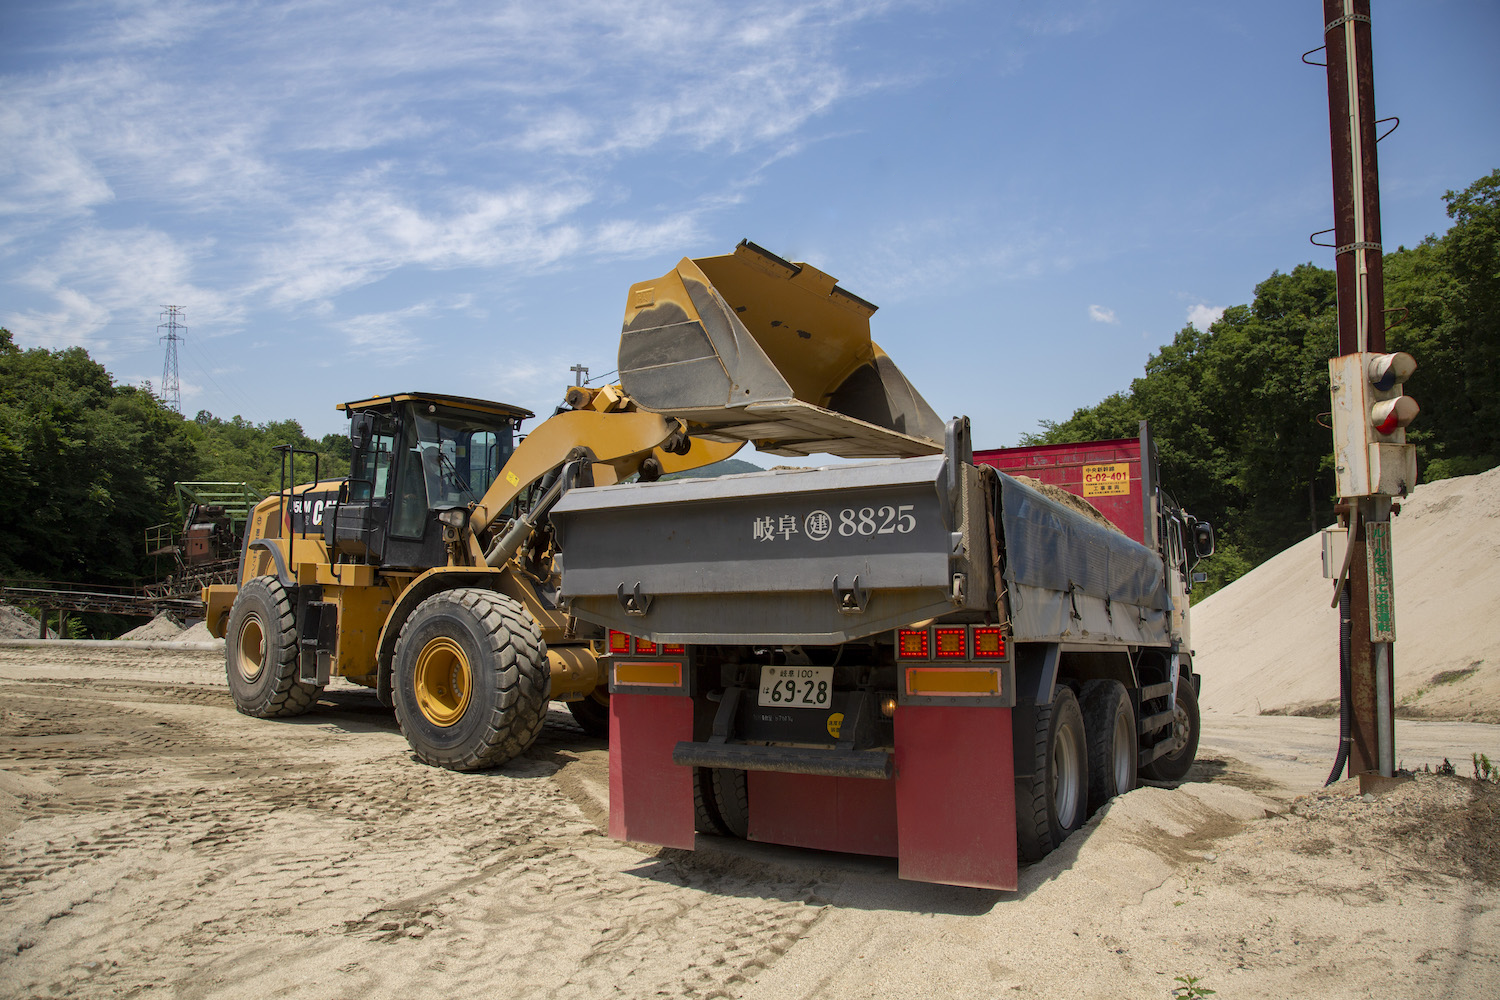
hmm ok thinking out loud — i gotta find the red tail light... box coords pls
[634,638,658,655]
[608,630,632,655]
[897,628,929,659]
[972,627,1006,659]
[933,627,966,659]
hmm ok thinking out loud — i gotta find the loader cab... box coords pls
[330,393,533,569]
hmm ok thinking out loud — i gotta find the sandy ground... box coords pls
[1,643,1497,1000]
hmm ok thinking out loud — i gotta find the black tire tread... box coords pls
[1016,698,1054,862]
[1080,678,1137,814]
[693,768,730,836]
[225,576,321,718]
[709,768,750,839]
[392,588,547,772]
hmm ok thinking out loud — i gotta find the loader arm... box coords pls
[467,408,740,537]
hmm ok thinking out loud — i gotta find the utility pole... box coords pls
[571,363,590,387]
[158,305,185,413]
[1320,0,1417,780]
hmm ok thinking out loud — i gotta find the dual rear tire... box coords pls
[1016,678,1154,862]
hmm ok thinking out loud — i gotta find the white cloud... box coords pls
[5,227,237,353]
[1,0,933,354]
[1088,304,1118,324]
[1187,303,1225,330]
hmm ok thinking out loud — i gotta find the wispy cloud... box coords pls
[1088,304,1118,324]
[6,226,235,352]
[2,0,929,346]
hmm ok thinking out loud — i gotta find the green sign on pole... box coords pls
[1366,520,1395,642]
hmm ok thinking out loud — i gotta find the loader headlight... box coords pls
[437,508,469,530]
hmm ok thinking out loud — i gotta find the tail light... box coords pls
[972,627,1006,659]
[896,629,930,659]
[933,627,966,659]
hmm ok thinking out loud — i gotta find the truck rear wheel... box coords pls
[1080,679,1137,813]
[225,576,321,718]
[566,689,611,738]
[392,588,548,771]
[1141,673,1200,782]
[693,767,749,838]
[1016,686,1088,862]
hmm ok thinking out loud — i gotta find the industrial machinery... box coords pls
[144,482,264,602]
[205,240,943,772]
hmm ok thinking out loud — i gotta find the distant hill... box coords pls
[662,458,763,480]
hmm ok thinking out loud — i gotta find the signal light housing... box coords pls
[1329,351,1419,497]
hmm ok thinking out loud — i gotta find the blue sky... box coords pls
[3,1,1496,455]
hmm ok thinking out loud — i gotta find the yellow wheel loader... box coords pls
[205,240,944,771]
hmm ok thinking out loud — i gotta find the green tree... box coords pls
[1024,170,1500,592]
[0,329,196,582]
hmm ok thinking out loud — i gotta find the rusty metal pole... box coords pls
[1323,0,1395,778]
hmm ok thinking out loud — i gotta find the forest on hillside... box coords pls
[1,171,1494,600]
[1023,169,1499,593]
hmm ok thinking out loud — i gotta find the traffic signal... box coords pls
[1329,351,1419,497]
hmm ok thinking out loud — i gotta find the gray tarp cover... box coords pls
[996,471,1170,646]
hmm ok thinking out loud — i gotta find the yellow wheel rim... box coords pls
[413,637,472,728]
[236,615,266,682]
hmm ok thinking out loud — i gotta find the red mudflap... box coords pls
[609,693,695,849]
[894,705,1017,890]
[747,772,898,857]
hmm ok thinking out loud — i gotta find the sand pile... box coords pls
[177,621,214,642]
[1193,465,1500,721]
[119,613,188,640]
[0,603,53,639]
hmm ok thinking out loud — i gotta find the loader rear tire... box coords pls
[1016,686,1088,862]
[392,588,547,771]
[1140,673,1200,783]
[1080,679,1137,814]
[225,576,321,718]
[566,689,611,739]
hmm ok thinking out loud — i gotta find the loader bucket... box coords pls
[619,240,944,458]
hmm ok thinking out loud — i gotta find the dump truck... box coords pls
[547,269,1214,890]
[204,240,943,772]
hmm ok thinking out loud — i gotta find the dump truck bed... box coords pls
[552,448,1169,649]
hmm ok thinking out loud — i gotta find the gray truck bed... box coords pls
[551,455,1170,648]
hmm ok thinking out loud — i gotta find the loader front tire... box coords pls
[392,589,548,771]
[1016,686,1088,862]
[225,576,321,718]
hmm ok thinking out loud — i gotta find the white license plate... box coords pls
[758,666,833,709]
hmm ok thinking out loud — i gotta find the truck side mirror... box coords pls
[350,412,374,451]
[1192,520,1215,560]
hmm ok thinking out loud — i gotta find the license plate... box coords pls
[758,666,833,708]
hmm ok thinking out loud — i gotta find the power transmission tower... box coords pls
[158,305,185,413]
